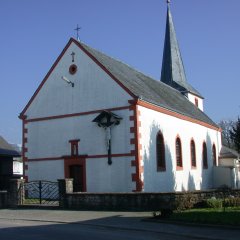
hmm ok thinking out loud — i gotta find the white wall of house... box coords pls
[139,105,222,192]
[219,158,235,167]
[213,166,235,189]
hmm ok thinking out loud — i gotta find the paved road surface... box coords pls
[0,209,239,240]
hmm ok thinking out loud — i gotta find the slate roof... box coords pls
[0,136,20,157]
[160,6,203,98]
[79,41,219,129]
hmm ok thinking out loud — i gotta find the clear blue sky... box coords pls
[0,0,240,144]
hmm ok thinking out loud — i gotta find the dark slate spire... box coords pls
[160,4,203,98]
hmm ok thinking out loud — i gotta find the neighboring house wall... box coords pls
[219,158,235,167]
[213,166,235,189]
[139,105,221,192]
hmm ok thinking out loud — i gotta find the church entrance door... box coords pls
[69,165,83,192]
[64,157,86,192]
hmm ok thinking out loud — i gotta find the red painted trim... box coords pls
[131,160,136,166]
[87,153,135,159]
[22,120,28,179]
[175,135,183,171]
[131,104,143,191]
[69,139,80,156]
[130,138,136,145]
[156,131,166,172]
[25,106,130,123]
[202,141,208,169]
[136,99,220,132]
[27,152,135,162]
[190,138,197,169]
[212,143,217,166]
[129,116,135,121]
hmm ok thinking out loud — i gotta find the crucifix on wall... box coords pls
[92,111,122,165]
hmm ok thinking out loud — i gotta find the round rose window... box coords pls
[69,64,77,75]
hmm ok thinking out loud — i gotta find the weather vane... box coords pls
[74,24,81,41]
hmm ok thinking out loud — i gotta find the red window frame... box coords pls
[156,132,166,171]
[190,139,197,169]
[212,144,217,166]
[202,142,208,169]
[176,137,183,170]
[69,139,80,156]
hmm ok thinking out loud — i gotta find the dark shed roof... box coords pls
[0,136,20,157]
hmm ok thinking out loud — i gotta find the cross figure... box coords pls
[71,52,75,62]
[74,24,81,41]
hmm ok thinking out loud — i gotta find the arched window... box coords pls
[190,140,196,168]
[176,137,183,170]
[202,142,208,169]
[156,132,166,171]
[212,144,217,166]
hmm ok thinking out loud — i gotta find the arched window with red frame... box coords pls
[190,139,196,168]
[212,144,217,166]
[202,142,208,169]
[156,132,166,171]
[176,137,183,170]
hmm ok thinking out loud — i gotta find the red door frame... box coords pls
[64,156,87,192]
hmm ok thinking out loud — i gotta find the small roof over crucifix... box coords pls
[92,111,122,128]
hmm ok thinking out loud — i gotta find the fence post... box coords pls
[58,179,73,208]
[8,179,25,207]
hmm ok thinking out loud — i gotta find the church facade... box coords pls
[20,6,222,192]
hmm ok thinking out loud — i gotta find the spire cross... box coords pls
[74,24,81,41]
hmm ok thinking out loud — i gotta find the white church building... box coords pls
[20,5,222,192]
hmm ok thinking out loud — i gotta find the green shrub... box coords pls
[203,198,223,209]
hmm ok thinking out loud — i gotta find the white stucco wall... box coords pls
[27,160,64,182]
[86,157,135,192]
[26,109,134,159]
[23,41,137,192]
[139,105,221,192]
[187,93,204,111]
[25,42,132,119]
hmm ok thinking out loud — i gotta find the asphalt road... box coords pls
[0,209,240,240]
[0,219,209,240]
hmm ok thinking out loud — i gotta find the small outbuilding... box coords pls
[0,136,21,190]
